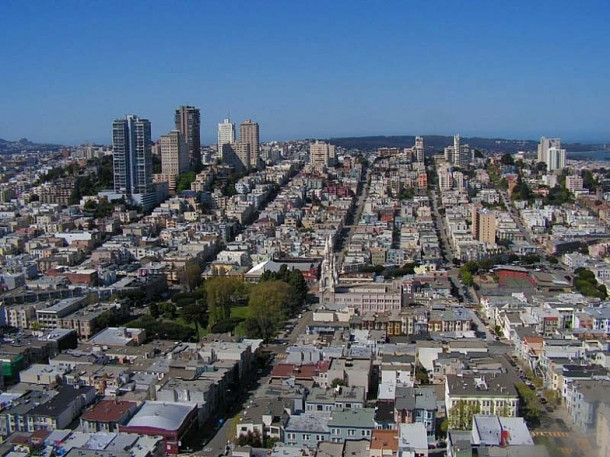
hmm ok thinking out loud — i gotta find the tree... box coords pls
[415,366,430,384]
[149,302,160,318]
[500,154,514,166]
[448,400,480,430]
[180,302,208,340]
[180,261,203,292]
[176,171,196,193]
[205,277,246,328]
[248,280,293,339]
[331,378,347,388]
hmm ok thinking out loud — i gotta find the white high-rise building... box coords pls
[444,134,470,167]
[537,137,561,163]
[546,147,566,172]
[218,119,235,159]
[414,136,424,163]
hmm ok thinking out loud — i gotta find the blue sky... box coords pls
[1,0,609,145]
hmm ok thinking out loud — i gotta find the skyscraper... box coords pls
[444,134,470,167]
[538,137,565,171]
[112,115,153,195]
[414,136,424,163]
[537,137,561,163]
[174,106,201,170]
[546,147,566,172]
[218,118,235,159]
[310,140,336,170]
[160,130,189,192]
[240,119,259,169]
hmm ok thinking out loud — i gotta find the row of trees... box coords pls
[141,268,309,342]
[573,267,608,299]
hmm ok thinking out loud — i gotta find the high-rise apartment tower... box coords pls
[174,106,201,170]
[112,115,153,195]
[218,118,235,159]
[240,119,259,169]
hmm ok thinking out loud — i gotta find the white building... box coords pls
[537,137,561,163]
[218,118,235,158]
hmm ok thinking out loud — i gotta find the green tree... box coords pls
[248,280,293,339]
[180,261,203,292]
[149,302,160,318]
[180,302,208,340]
[205,277,246,327]
[331,378,347,388]
[500,154,514,165]
[448,400,480,430]
[176,171,196,193]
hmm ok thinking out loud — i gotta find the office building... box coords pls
[112,115,153,197]
[240,119,260,169]
[537,137,561,163]
[414,136,424,163]
[174,106,201,170]
[310,140,336,169]
[218,118,235,159]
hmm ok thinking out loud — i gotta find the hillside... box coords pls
[327,135,604,154]
[0,137,64,153]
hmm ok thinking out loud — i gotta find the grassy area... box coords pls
[231,306,251,319]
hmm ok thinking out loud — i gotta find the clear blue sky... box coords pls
[1,0,609,145]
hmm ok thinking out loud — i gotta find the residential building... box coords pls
[546,147,566,172]
[445,375,518,429]
[398,423,428,457]
[310,141,336,170]
[80,399,139,432]
[112,114,155,209]
[472,207,496,244]
[218,118,235,157]
[537,137,561,164]
[174,105,201,170]
[240,119,260,169]
[414,136,425,163]
[328,408,375,443]
[160,130,189,191]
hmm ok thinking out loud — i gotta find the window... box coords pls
[348,429,356,436]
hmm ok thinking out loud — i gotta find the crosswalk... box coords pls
[531,431,569,437]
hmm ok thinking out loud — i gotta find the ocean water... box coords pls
[567,150,610,161]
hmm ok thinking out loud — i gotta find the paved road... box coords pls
[337,166,371,273]
[198,309,315,456]
[498,189,539,247]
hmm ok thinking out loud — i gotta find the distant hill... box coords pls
[0,137,64,153]
[327,135,604,154]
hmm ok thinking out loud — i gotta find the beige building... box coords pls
[161,131,189,192]
[240,119,259,169]
[310,140,336,170]
[472,206,496,244]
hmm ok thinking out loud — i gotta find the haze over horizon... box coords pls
[1,1,609,145]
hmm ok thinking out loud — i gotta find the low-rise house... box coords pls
[397,423,428,457]
[80,399,139,432]
[445,375,518,429]
[328,407,375,443]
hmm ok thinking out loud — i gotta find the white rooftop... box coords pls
[125,401,196,431]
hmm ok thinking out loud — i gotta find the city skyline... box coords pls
[1,1,609,144]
